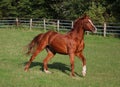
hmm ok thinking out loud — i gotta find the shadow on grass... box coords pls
[24,62,82,77]
[24,62,70,75]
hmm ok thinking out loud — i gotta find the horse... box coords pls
[24,14,97,77]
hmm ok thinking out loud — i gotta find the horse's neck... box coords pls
[68,27,85,40]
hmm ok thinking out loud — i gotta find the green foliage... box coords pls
[0,0,18,17]
[110,0,120,22]
[17,0,32,17]
[0,0,119,22]
[85,2,106,23]
[46,0,86,19]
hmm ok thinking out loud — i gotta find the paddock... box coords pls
[0,29,120,87]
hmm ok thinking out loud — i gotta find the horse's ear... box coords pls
[83,13,88,19]
[79,13,88,19]
[83,13,87,18]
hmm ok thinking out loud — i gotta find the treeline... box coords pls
[0,0,120,23]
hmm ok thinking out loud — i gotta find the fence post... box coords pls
[103,22,107,37]
[57,20,60,32]
[86,31,89,35]
[16,18,19,27]
[30,18,32,30]
[43,19,46,31]
[71,21,74,29]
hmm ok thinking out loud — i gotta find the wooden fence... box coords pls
[0,18,120,37]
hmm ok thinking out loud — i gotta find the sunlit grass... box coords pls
[0,29,120,87]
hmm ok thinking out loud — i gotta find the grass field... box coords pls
[0,29,120,87]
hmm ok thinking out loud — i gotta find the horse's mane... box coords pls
[71,14,89,31]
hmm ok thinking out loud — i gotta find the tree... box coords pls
[0,0,119,23]
[110,0,120,22]
[0,0,18,17]
[16,0,32,17]
[85,2,106,23]
[44,0,88,19]
[30,0,48,18]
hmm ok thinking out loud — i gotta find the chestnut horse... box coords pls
[24,14,97,77]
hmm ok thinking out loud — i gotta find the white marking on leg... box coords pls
[44,69,52,74]
[82,65,86,77]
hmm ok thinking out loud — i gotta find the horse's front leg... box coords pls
[69,53,75,76]
[76,52,86,77]
[43,48,55,74]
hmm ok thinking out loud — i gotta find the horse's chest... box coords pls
[76,41,85,52]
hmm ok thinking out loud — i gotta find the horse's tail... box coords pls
[25,31,56,56]
[26,33,44,55]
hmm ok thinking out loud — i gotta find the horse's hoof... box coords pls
[24,69,28,72]
[70,73,75,77]
[44,69,52,74]
[82,71,86,77]
[24,67,29,72]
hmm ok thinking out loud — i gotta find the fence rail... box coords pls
[0,18,120,37]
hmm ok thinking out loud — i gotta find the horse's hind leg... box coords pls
[43,48,55,74]
[24,44,46,72]
[24,49,40,72]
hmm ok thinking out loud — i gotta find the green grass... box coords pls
[0,29,120,87]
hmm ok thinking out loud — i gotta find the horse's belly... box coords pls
[51,45,68,54]
[50,39,68,54]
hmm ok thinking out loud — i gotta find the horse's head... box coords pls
[74,14,97,33]
[82,14,97,33]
